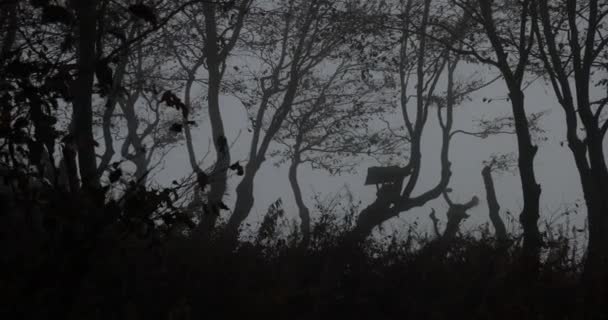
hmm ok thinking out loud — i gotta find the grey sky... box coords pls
[152,65,599,238]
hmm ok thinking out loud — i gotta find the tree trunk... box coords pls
[288,158,311,246]
[132,151,148,184]
[534,1,608,301]
[581,177,608,309]
[579,115,608,306]
[349,179,404,245]
[568,137,608,313]
[203,3,230,232]
[97,50,129,176]
[428,195,478,258]
[72,0,100,191]
[226,170,255,240]
[482,165,507,241]
[226,73,302,240]
[509,88,542,278]
[120,97,148,184]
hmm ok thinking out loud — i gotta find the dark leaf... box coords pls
[229,161,244,176]
[129,4,157,26]
[61,134,74,144]
[42,5,73,25]
[221,0,236,12]
[229,161,240,170]
[13,117,29,129]
[11,130,30,144]
[31,0,50,8]
[107,29,127,42]
[60,34,74,52]
[160,90,186,110]
[160,91,172,103]
[95,60,113,90]
[109,168,122,183]
[169,123,183,133]
[197,171,208,190]
[218,201,229,211]
[217,136,228,154]
[28,140,43,165]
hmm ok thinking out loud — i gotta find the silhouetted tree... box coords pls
[449,0,542,278]
[347,0,475,243]
[271,60,401,246]
[482,156,513,241]
[429,189,480,255]
[226,0,372,242]
[532,0,608,307]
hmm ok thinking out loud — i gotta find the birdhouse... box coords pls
[364,165,411,185]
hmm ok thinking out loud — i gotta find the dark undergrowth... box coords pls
[0,186,598,320]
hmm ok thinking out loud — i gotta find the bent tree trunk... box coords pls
[482,165,507,241]
[226,169,255,240]
[226,70,303,241]
[428,195,479,257]
[349,196,397,244]
[288,158,311,246]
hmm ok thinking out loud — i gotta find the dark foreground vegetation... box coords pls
[0,187,596,319]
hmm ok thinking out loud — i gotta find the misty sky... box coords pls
[152,63,601,238]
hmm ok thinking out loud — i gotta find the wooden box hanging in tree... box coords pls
[364,165,412,186]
